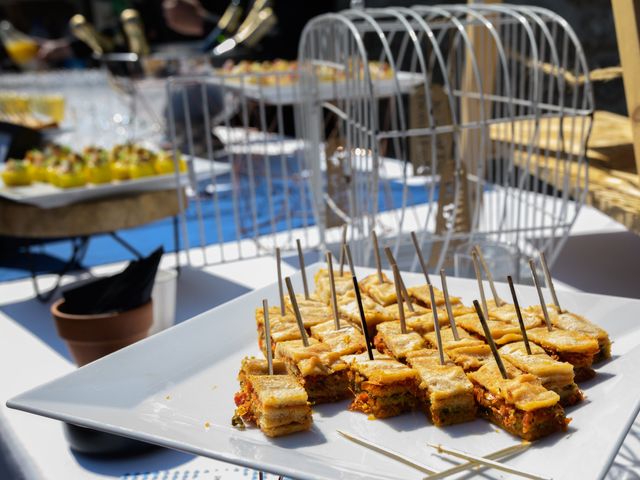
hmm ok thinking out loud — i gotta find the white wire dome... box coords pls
[297,3,594,274]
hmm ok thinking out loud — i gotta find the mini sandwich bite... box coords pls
[525,327,599,382]
[313,268,353,304]
[383,302,429,321]
[423,328,493,372]
[237,356,288,386]
[275,338,350,403]
[487,300,543,329]
[405,348,453,367]
[408,284,462,309]
[258,318,302,357]
[405,309,455,336]
[284,294,334,329]
[310,320,366,356]
[233,373,312,437]
[456,313,524,345]
[499,342,583,407]
[468,360,570,441]
[359,272,399,306]
[373,321,425,362]
[406,352,476,427]
[342,352,418,418]
[338,290,395,337]
[255,307,300,356]
[527,304,611,363]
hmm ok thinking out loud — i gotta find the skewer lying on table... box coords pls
[338,429,533,480]
[428,443,550,480]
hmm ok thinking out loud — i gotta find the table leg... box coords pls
[28,236,91,303]
[172,215,181,274]
[108,232,143,259]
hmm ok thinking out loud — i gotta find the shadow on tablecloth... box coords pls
[0,266,251,363]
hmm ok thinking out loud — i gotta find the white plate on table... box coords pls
[213,72,424,105]
[0,157,230,209]
[8,264,640,480]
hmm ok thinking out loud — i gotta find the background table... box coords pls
[1,204,639,480]
[0,190,180,239]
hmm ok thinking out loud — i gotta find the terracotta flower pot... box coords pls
[51,299,153,366]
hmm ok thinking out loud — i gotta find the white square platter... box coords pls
[0,157,230,208]
[8,264,640,480]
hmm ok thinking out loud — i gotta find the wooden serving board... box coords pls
[505,110,640,235]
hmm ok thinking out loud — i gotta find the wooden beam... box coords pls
[612,0,640,176]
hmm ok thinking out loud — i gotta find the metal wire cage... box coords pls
[165,70,321,265]
[297,4,594,275]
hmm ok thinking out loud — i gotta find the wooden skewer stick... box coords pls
[391,264,407,334]
[338,224,348,276]
[262,299,274,374]
[474,245,503,306]
[344,243,356,277]
[411,231,431,285]
[296,239,309,299]
[337,430,435,475]
[473,300,508,379]
[471,251,489,320]
[539,250,562,312]
[276,247,285,316]
[529,259,553,332]
[352,276,374,360]
[425,443,531,480]
[427,443,550,480]
[383,247,415,312]
[326,251,341,330]
[439,269,460,341]
[507,276,532,355]
[429,284,446,365]
[399,275,415,313]
[285,277,309,347]
[371,230,384,283]
[337,430,530,479]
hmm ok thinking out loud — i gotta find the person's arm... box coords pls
[163,0,215,36]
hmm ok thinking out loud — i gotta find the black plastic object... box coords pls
[61,247,163,315]
[0,121,43,162]
[63,423,158,457]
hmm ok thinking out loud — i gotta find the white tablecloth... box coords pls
[1,206,639,479]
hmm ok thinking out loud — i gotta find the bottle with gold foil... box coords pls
[0,20,39,68]
[212,1,277,59]
[201,0,247,52]
[69,14,113,57]
[236,7,276,49]
[120,9,150,57]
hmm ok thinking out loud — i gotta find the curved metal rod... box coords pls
[465,4,542,252]
[507,6,567,257]
[445,5,525,239]
[298,12,379,259]
[342,8,410,247]
[396,7,468,272]
[412,5,489,271]
[524,6,593,264]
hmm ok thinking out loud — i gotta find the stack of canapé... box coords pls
[232,237,610,442]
